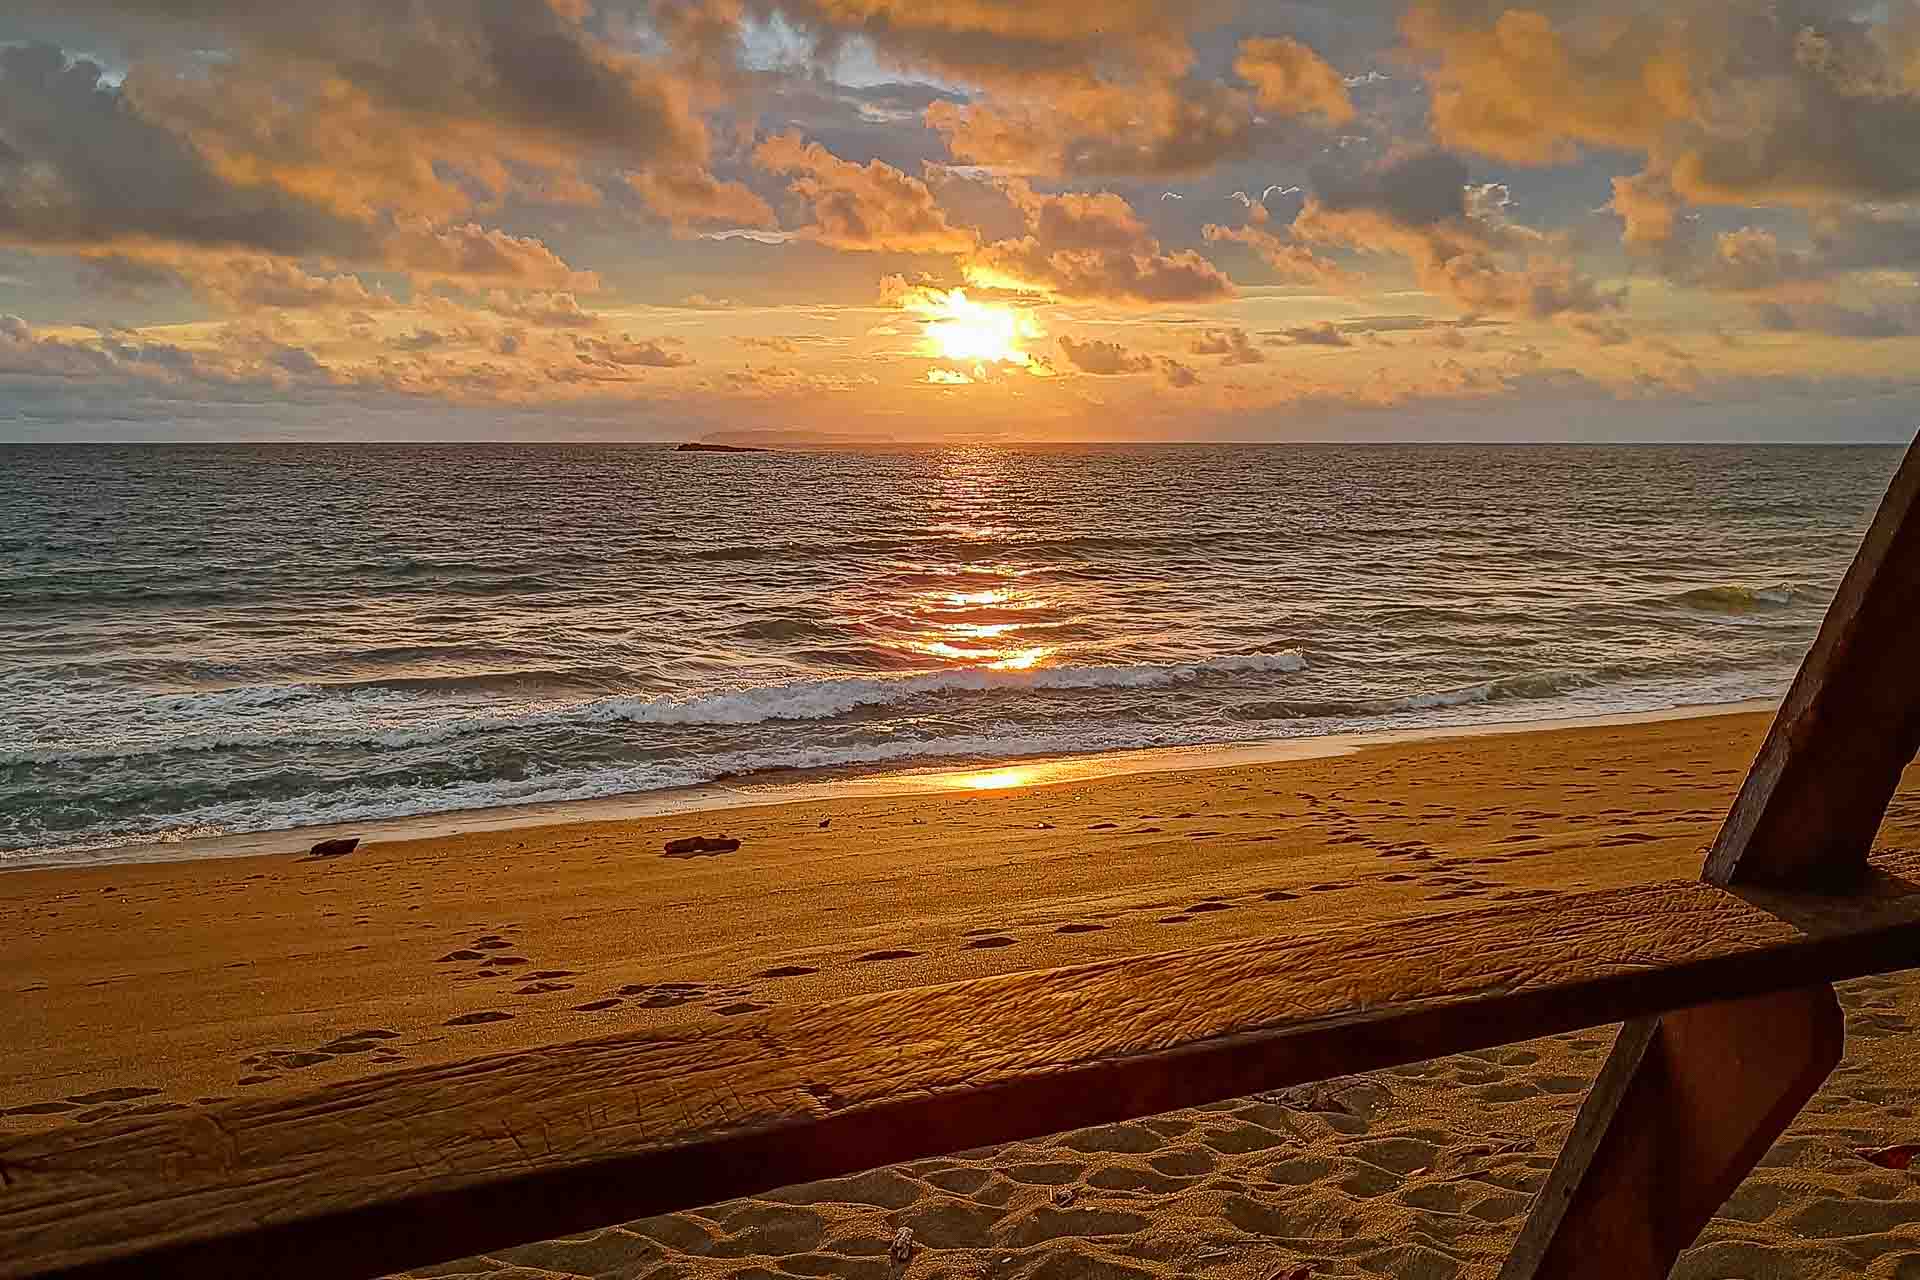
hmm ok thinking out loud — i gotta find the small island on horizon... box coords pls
[675,442,772,454]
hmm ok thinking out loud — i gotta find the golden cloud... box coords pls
[754,133,977,254]
[1234,37,1355,123]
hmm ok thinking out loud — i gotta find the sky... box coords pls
[3,0,1920,442]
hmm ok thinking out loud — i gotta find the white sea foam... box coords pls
[4,663,1797,869]
[4,724,1239,864]
[0,650,1309,765]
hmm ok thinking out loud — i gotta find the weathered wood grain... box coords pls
[3,853,1918,1280]
[1499,985,1843,1279]
[1705,434,1920,888]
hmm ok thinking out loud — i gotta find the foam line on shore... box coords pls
[9,698,1775,872]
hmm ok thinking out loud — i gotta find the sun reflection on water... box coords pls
[949,765,1046,790]
[872,449,1075,674]
[898,575,1056,671]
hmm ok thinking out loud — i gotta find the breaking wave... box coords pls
[2,650,1309,766]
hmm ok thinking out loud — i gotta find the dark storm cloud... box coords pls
[0,43,377,258]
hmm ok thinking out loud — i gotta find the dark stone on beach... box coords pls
[663,835,742,857]
[308,837,360,858]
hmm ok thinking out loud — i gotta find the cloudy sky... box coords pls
[3,0,1920,442]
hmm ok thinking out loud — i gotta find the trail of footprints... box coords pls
[236,1028,406,1083]
[427,789,1727,1034]
[436,925,590,1026]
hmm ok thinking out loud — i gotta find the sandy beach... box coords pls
[6,709,1919,1278]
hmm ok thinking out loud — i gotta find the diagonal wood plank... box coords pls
[3,852,1918,1280]
[1498,984,1844,1279]
[1507,433,1920,1279]
[1706,433,1920,888]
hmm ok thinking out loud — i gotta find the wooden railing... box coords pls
[3,435,1917,1280]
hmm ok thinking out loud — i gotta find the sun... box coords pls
[905,288,1042,369]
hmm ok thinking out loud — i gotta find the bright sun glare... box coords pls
[907,288,1042,372]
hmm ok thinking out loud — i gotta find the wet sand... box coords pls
[4,709,1918,1277]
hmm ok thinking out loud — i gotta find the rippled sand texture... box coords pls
[397,972,1920,1280]
[4,711,1918,1277]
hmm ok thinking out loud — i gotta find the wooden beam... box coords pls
[3,853,1918,1280]
[1706,434,1920,888]
[1511,438,1917,1276]
[1497,984,1843,1279]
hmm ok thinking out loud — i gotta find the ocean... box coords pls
[0,443,1902,865]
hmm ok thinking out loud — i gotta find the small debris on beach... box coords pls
[1858,1144,1920,1170]
[307,837,360,858]
[663,835,742,858]
[819,818,831,829]
[890,1226,915,1265]
[1050,1185,1077,1207]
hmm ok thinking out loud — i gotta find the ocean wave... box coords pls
[721,616,845,643]
[1,650,1308,765]
[0,659,1797,864]
[4,721,1282,860]
[1669,584,1805,613]
[304,666,637,697]
[1230,669,1591,722]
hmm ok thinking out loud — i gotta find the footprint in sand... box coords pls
[856,949,922,962]
[242,1049,331,1070]
[1262,890,1301,901]
[515,981,573,995]
[1185,901,1233,913]
[445,1010,513,1026]
[66,1087,162,1105]
[1157,916,1192,925]
[966,936,1016,949]
[633,991,704,1009]
[757,965,819,978]
[617,983,705,1008]
[716,1002,768,1016]
[1055,923,1105,934]
[437,949,485,962]
[319,1030,398,1054]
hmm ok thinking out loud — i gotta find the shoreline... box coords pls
[9,698,1920,1280]
[6,696,1777,872]
[8,707,1915,1159]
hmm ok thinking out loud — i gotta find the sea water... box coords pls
[0,442,1900,862]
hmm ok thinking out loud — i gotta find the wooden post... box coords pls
[1498,986,1842,1279]
[1504,432,1920,1278]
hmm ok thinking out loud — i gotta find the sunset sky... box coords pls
[4,0,1920,442]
